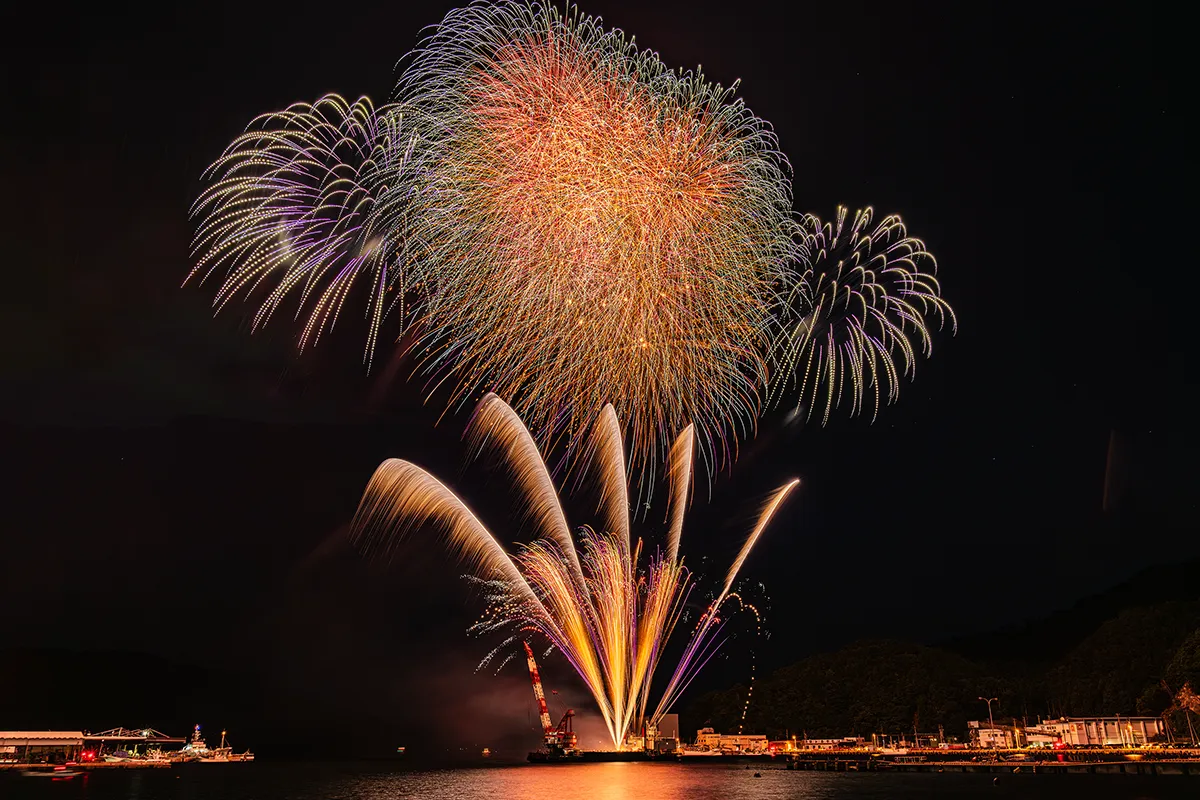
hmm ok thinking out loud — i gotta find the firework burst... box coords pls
[770,206,957,425]
[188,95,417,371]
[392,2,799,477]
[351,394,798,748]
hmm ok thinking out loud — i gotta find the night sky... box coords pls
[2,0,1189,755]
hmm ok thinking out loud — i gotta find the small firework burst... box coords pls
[188,95,416,371]
[770,206,956,425]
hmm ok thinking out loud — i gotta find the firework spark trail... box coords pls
[665,425,695,565]
[770,206,958,425]
[466,395,583,585]
[351,395,796,748]
[188,95,416,371]
[351,459,538,603]
[589,404,632,566]
[649,478,799,723]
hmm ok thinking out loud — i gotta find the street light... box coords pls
[979,697,999,748]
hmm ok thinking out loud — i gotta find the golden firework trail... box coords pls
[351,394,798,748]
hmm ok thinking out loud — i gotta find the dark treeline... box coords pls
[686,560,1200,741]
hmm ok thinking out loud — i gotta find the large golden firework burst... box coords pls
[398,3,799,478]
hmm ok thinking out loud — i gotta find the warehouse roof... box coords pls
[0,731,85,745]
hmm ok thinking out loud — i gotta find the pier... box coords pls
[1,761,174,771]
[781,748,1200,776]
[526,746,1200,776]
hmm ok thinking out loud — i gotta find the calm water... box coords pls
[3,762,1193,800]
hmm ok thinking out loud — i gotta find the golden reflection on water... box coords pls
[11,761,1195,800]
[372,763,818,800]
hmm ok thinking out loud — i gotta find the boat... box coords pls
[20,766,83,778]
[175,725,210,761]
[178,725,254,763]
[146,748,173,763]
[482,747,492,758]
[201,730,254,763]
[679,746,723,756]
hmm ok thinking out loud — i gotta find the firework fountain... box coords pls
[352,394,797,749]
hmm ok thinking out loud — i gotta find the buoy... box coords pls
[993,777,999,785]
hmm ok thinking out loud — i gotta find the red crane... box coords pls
[523,640,554,734]
[523,641,578,756]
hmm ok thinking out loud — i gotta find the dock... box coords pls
[1,761,174,771]
[527,747,1200,776]
[782,749,1200,776]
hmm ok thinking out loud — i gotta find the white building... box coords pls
[1031,717,1165,747]
[968,721,1015,748]
[695,727,769,753]
[796,737,865,751]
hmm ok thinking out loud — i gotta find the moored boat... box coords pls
[20,766,83,778]
[177,725,254,763]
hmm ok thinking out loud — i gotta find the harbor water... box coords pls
[3,761,1197,799]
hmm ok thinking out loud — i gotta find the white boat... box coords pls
[679,747,723,756]
[198,729,254,763]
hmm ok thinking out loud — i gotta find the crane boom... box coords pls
[523,641,554,734]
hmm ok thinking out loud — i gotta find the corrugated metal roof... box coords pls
[0,731,86,745]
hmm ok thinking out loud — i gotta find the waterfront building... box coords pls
[968,716,1167,747]
[1031,716,1165,747]
[968,720,1015,748]
[796,736,866,751]
[694,727,769,753]
[0,731,84,764]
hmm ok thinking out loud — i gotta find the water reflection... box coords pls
[5,762,1195,800]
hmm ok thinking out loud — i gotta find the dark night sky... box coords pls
[1,0,1191,754]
